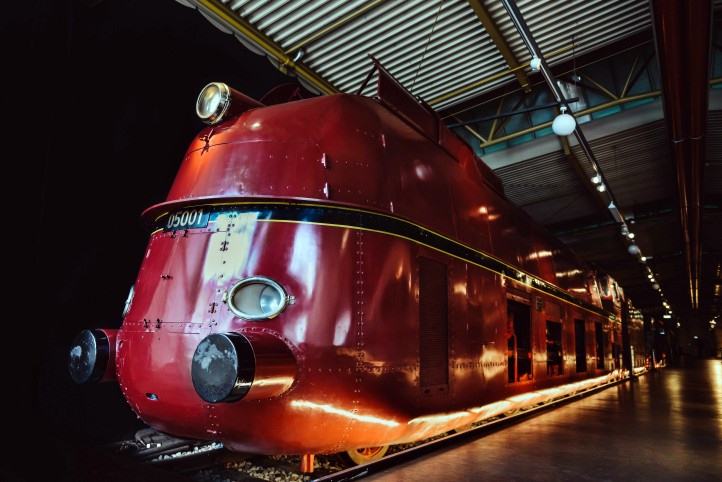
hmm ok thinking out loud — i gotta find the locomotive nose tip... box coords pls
[191,333,255,403]
[69,329,111,384]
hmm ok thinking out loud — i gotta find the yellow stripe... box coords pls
[155,200,526,278]
[258,218,611,320]
[155,200,615,321]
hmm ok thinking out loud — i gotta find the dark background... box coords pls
[5,1,290,479]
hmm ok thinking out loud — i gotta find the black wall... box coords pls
[6,1,288,479]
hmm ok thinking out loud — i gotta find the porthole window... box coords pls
[227,277,288,320]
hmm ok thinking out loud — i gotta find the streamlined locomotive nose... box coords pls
[191,332,297,403]
[68,329,117,384]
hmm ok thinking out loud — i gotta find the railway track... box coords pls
[113,372,641,482]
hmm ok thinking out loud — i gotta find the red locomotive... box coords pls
[69,61,645,471]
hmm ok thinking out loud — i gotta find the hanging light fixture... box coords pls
[529,56,542,71]
[552,106,576,136]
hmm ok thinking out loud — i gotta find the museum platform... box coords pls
[366,359,722,481]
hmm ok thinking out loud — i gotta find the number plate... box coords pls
[164,208,210,231]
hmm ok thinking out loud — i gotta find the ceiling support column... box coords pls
[651,0,712,310]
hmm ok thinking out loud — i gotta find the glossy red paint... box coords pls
[95,67,645,457]
[98,328,118,382]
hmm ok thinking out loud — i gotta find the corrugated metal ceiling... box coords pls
[571,120,673,209]
[494,150,598,224]
[211,0,652,108]
[495,119,674,223]
[485,0,651,65]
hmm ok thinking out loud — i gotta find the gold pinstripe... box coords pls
[152,201,615,321]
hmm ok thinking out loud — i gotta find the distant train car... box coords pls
[69,61,645,471]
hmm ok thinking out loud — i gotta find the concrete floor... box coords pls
[366,360,722,482]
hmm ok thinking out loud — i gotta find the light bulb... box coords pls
[530,56,542,71]
[552,107,576,136]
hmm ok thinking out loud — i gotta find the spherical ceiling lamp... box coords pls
[627,244,640,255]
[652,283,660,290]
[552,106,576,136]
[529,56,542,71]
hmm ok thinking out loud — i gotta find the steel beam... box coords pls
[466,0,531,92]
[428,44,574,106]
[651,0,712,310]
[284,0,387,55]
[499,0,622,223]
[475,90,662,148]
[440,30,653,118]
[194,0,337,95]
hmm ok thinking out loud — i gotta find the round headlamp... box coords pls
[228,277,288,320]
[196,82,232,125]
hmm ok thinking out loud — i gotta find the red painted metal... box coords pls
[238,331,297,401]
[652,0,712,309]
[89,70,644,458]
[99,328,118,382]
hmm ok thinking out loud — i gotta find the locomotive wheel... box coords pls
[341,445,389,465]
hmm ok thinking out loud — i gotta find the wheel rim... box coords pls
[357,446,384,457]
[346,445,389,464]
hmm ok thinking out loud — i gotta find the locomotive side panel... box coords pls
[349,230,421,410]
[447,264,508,410]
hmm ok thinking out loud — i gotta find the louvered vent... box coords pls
[419,257,449,389]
